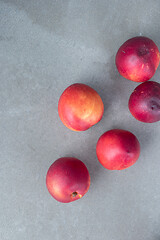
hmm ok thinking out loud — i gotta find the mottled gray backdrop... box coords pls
[0,1,160,239]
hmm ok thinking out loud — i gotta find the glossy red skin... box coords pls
[129,81,160,123]
[46,157,90,203]
[96,129,140,170]
[116,36,160,82]
[58,83,104,131]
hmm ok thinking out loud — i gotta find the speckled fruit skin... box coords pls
[129,81,160,123]
[116,36,160,82]
[46,157,90,203]
[58,83,104,131]
[96,129,140,170]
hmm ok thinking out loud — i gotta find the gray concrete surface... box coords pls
[0,1,160,239]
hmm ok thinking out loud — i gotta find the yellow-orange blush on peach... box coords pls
[58,83,104,131]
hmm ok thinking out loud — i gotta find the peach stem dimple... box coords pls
[138,48,149,56]
[71,192,78,198]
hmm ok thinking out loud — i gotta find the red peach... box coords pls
[116,36,160,82]
[96,129,140,170]
[46,157,90,203]
[129,81,160,123]
[58,83,104,131]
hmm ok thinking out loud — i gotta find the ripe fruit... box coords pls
[96,129,140,170]
[116,36,160,82]
[46,157,90,203]
[58,83,104,131]
[129,81,160,123]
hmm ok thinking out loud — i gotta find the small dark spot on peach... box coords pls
[71,192,78,198]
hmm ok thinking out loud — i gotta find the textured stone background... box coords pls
[0,1,160,239]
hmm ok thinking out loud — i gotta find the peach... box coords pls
[46,157,90,203]
[58,83,104,131]
[96,129,140,170]
[116,36,160,82]
[129,81,160,123]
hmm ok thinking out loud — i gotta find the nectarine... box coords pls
[116,36,160,82]
[96,129,140,170]
[58,83,104,131]
[46,157,90,203]
[129,81,160,123]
